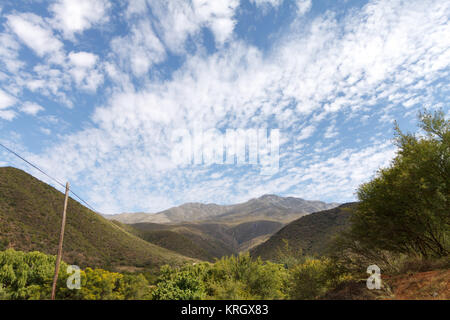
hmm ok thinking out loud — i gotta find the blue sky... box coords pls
[0,0,448,214]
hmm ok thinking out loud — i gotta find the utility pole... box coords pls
[51,182,70,300]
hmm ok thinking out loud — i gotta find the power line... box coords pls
[0,141,98,213]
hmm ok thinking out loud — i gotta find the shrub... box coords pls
[0,249,151,300]
[152,264,208,300]
[152,254,288,300]
[208,253,287,300]
[287,257,349,300]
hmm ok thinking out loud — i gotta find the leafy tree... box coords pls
[350,110,449,258]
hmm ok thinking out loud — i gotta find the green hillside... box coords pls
[129,220,283,261]
[250,203,357,260]
[0,166,193,270]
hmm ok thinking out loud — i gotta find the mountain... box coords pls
[213,195,340,222]
[108,194,339,224]
[0,166,193,270]
[250,203,357,260]
[111,203,230,224]
[125,220,284,261]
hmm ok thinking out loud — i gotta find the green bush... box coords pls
[0,249,57,299]
[152,264,208,300]
[287,257,349,300]
[209,254,287,299]
[0,284,10,299]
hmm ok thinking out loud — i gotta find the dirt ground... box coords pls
[386,269,449,300]
[322,269,450,300]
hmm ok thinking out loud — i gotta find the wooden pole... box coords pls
[51,182,70,300]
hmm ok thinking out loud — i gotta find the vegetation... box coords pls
[128,220,282,261]
[350,110,449,258]
[0,249,152,300]
[0,167,192,270]
[1,249,349,300]
[287,257,350,299]
[250,203,355,260]
[128,227,218,262]
[330,110,449,275]
[151,253,347,300]
[0,110,448,300]
[251,110,449,299]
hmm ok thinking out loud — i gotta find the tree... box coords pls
[350,110,449,258]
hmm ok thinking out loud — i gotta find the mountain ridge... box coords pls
[250,202,357,260]
[107,194,339,224]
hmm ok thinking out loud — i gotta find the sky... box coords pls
[0,0,449,214]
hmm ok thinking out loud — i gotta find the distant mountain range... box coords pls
[103,196,340,261]
[0,165,349,268]
[107,194,340,224]
[117,203,355,262]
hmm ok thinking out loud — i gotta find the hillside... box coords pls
[108,194,339,224]
[0,166,193,270]
[128,220,284,261]
[250,203,357,260]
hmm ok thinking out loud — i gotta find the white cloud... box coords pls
[250,0,311,16]
[144,0,239,51]
[0,89,16,110]
[0,86,17,120]
[69,51,98,68]
[288,142,397,201]
[6,13,64,62]
[324,123,338,139]
[24,64,73,106]
[296,0,312,16]
[34,0,449,211]
[250,0,284,7]
[40,127,51,135]
[20,102,44,115]
[0,33,24,72]
[110,19,166,77]
[297,125,316,141]
[49,0,111,39]
[2,7,108,103]
[0,109,16,121]
[68,51,103,91]
[4,0,449,212]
